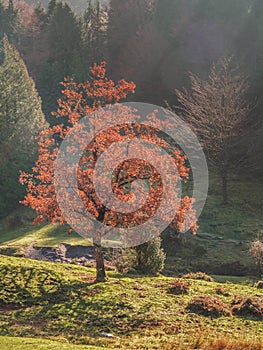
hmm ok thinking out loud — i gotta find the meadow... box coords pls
[0,254,262,350]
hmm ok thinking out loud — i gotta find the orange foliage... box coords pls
[20,62,197,241]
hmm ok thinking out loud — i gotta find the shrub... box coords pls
[183,271,215,282]
[254,280,263,289]
[186,296,232,317]
[108,248,137,273]
[248,240,263,276]
[167,279,190,295]
[134,237,166,275]
[232,297,263,320]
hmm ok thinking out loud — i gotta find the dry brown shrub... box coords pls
[186,296,232,317]
[232,296,263,320]
[254,280,263,289]
[167,279,190,295]
[215,286,230,296]
[182,271,215,282]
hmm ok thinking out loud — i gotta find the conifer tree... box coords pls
[39,1,83,122]
[0,0,19,42]
[82,0,108,65]
[0,37,47,217]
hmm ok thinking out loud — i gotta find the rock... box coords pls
[24,244,99,265]
[63,244,94,259]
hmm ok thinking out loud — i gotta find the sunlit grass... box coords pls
[0,336,107,350]
[0,255,262,350]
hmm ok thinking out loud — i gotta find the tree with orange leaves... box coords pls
[20,62,197,282]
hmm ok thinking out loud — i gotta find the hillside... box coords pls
[0,337,105,350]
[0,255,262,350]
[0,174,262,277]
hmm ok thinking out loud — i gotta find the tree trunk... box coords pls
[94,240,107,282]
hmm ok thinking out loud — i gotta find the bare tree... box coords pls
[174,57,251,204]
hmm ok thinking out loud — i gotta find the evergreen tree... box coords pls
[47,0,57,18]
[81,0,108,65]
[38,1,83,122]
[0,0,19,42]
[0,36,48,217]
[108,0,152,78]
[135,237,166,275]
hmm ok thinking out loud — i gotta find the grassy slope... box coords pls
[198,173,263,239]
[164,234,256,276]
[0,175,262,250]
[0,255,262,350]
[0,336,106,350]
[0,175,262,276]
[161,174,263,275]
[0,218,91,254]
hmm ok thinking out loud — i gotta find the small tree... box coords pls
[175,57,251,204]
[20,62,197,282]
[249,240,263,277]
[135,237,166,275]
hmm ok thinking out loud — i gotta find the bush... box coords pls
[108,248,137,273]
[183,271,215,282]
[167,279,190,295]
[134,237,166,275]
[186,296,232,317]
[248,240,263,276]
[232,297,263,320]
[254,280,263,289]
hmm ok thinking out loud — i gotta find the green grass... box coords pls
[1,174,262,251]
[0,218,91,255]
[164,233,257,276]
[0,174,261,282]
[0,336,107,350]
[0,255,262,350]
[198,173,263,240]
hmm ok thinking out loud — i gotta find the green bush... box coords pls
[134,237,166,275]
